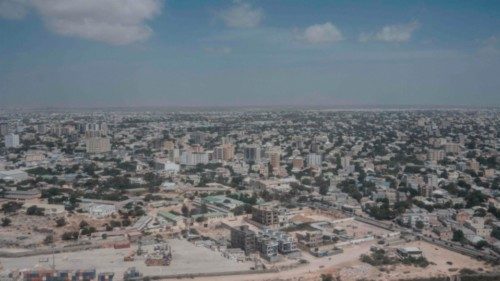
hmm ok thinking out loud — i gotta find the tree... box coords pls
[452,229,465,243]
[320,274,333,281]
[491,227,500,240]
[26,205,45,216]
[79,220,89,228]
[61,231,79,240]
[1,217,11,227]
[195,216,207,223]
[474,240,488,249]
[415,220,424,229]
[465,190,487,208]
[2,202,23,213]
[55,217,66,227]
[181,204,189,217]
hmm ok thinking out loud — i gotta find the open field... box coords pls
[186,240,496,281]
[0,239,253,277]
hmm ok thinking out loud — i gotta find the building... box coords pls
[230,225,256,254]
[444,143,460,154]
[427,149,445,162]
[4,133,20,148]
[306,153,322,168]
[292,156,304,171]
[396,247,423,259]
[213,144,234,161]
[190,132,207,145]
[4,189,41,200]
[88,204,116,218]
[158,210,184,226]
[0,123,8,136]
[252,205,279,226]
[269,150,281,169]
[85,137,111,154]
[154,159,180,173]
[180,151,209,166]
[244,145,261,163]
[0,169,29,182]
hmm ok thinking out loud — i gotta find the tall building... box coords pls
[269,150,281,169]
[222,144,235,161]
[230,225,256,254]
[244,145,261,163]
[190,132,206,145]
[213,146,224,161]
[306,153,322,168]
[0,123,8,136]
[213,144,234,161]
[292,156,304,171]
[4,133,20,148]
[85,137,111,154]
[180,150,209,166]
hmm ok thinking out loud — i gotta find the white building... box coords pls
[154,159,180,173]
[4,133,20,148]
[180,151,209,166]
[88,204,116,218]
[306,153,322,168]
[0,169,28,182]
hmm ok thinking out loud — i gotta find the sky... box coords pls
[0,0,499,108]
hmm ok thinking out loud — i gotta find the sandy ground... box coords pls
[0,239,252,277]
[186,240,496,281]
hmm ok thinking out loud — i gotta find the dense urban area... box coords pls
[0,108,499,281]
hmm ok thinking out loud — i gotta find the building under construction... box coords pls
[145,243,172,266]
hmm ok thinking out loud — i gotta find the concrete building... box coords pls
[0,170,29,182]
[4,189,41,200]
[306,153,322,168]
[85,137,111,154]
[269,150,281,169]
[252,205,279,226]
[427,149,445,162]
[230,225,256,254]
[213,144,234,161]
[88,204,116,218]
[292,156,304,171]
[180,151,209,166]
[244,145,261,163]
[154,158,180,173]
[4,133,20,148]
[0,123,8,136]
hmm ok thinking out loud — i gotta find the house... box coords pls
[88,204,116,218]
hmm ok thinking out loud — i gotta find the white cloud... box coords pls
[0,0,163,45]
[299,22,343,44]
[360,21,419,43]
[0,0,29,20]
[218,1,263,28]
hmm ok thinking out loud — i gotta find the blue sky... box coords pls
[0,0,499,107]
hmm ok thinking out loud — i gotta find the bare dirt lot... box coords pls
[186,240,496,281]
[0,239,253,277]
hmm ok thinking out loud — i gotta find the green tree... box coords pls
[452,229,465,243]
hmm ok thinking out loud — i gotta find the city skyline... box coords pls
[1,0,500,107]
